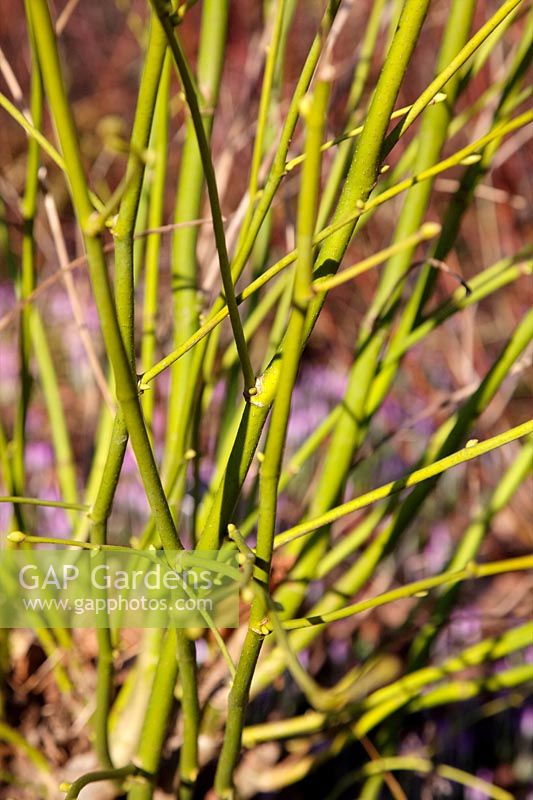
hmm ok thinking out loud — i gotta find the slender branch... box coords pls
[387,0,525,146]
[0,496,88,511]
[214,75,331,798]
[43,188,115,410]
[149,0,255,396]
[274,419,533,548]
[30,0,182,557]
[242,0,288,226]
[285,95,447,174]
[352,757,514,800]
[313,223,441,293]
[141,112,532,386]
[62,764,147,800]
[283,555,533,629]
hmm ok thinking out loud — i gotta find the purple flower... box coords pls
[0,500,12,533]
[379,396,404,428]
[286,365,347,450]
[423,523,451,574]
[0,338,19,404]
[376,452,407,484]
[520,705,533,739]
[40,490,70,536]
[451,613,482,645]
[47,290,74,323]
[0,283,15,316]
[465,769,494,800]
[329,638,350,666]
[25,441,54,472]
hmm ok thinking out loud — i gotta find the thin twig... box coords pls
[42,181,116,410]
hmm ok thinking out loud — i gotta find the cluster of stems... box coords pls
[0,1,531,798]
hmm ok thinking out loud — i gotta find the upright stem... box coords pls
[113,14,168,359]
[30,0,181,555]
[198,0,432,557]
[316,0,387,230]
[163,0,229,480]
[408,435,533,667]
[12,25,42,504]
[81,14,169,769]
[150,0,255,396]
[126,630,179,800]
[274,0,476,623]
[20,4,79,520]
[141,54,171,432]
[250,307,533,695]
[214,79,330,799]
[239,0,288,237]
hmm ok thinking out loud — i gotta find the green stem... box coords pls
[87,13,169,771]
[316,0,387,230]
[30,0,182,557]
[141,54,171,432]
[274,420,533,549]
[0,496,86,511]
[141,111,532,388]
[251,305,533,695]
[386,0,524,147]
[112,12,168,359]
[214,77,331,799]
[407,435,533,667]
[150,0,254,396]
[239,0,288,237]
[175,632,200,800]
[30,312,79,513]
[62,764,145,800]
[13,22,42,503]
[282,555,533,629]
[163,0,229,500]
[355,757,514,800]
[127,630,179,800]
